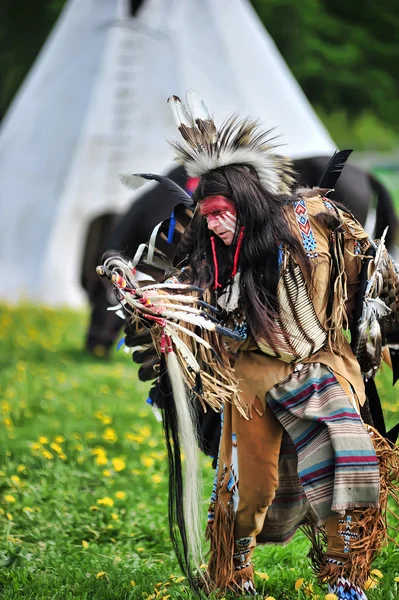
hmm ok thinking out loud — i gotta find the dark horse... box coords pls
[83,158,398,356]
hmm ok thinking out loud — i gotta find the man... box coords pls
[99,91,399,599]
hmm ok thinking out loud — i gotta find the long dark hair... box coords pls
[174,165,311,342]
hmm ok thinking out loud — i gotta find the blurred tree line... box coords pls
[1,0,398,150]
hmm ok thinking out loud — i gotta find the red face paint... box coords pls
[199,196,237,246]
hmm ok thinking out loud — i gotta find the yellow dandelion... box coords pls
[84,431,96,440]
[59,453,67,460]
[97,497,114,507]
[10,475,20,486]
[115,491,126,500]
[73,443,83,452]
[295,578,304,590]
[160,595,171,600]
[112,458,126,472]
[102,415,112,425]
[265,597,276,600]
[31,442,41,451]
[175,577,185,583]
[111,513,119,520]
[141,456,155,468]
[89,505,99,511]
[102,427,118,443]
[131,469,142,476]
[200,564,208,569]
[254,571,269,581]
[54,435,65,443]
[103,469,112,477]
[96,571,107,579]
[152,474,162,484]
[4,494,16,503]
[136,546,145,553]
[6,512,13,521]
[394,576,399,582]
[131,580,136,586]
[155,582,163,588]
[95,454,108,466]
[38,436,48,444]
[50,443,63,454]
[91,447,106,456]
[139,425,152,437]
[16,465,26,473]
[81,540,89,549]
[364,578,377,590]
[42,450,53,460]
[370,569,383,579]
[325,594,338,600]
[148,439,158,448]
[23,507,34,513]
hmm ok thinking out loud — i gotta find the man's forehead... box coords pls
[199,195,236,215]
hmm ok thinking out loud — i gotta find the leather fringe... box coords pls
[205,498,235,594]
[304,425,399,589]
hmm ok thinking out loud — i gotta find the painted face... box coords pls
[199,196,237,246]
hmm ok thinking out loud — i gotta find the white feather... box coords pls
[162,310,215,331]
[167,95,193,127]
[118,174,148,190]
[185,89,211,122]
[164,326,200,372]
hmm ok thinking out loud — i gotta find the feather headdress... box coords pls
[167,89,295,196]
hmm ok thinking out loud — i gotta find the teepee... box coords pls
[0,0,335,307]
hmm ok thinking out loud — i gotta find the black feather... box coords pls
[135,173,195,209]
[317,149,353,189]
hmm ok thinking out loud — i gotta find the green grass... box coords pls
[0,305,398,599]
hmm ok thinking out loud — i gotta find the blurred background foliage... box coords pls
[0,0,398,151]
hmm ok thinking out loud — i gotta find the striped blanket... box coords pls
[259,363,379,543]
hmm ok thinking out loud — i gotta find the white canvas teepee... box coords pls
[0,0,335,307]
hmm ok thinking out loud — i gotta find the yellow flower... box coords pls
[364,578,377,590]
[136,546,145,553]
[89,505,99,511]
[102,415,112,425]
[42,450,53,460]
[97,497,114,507]
[38,436,48,444]
[175,577,185,583]
[4,494,16,503]
[141,456,155,468]
[10,475,20,486]
[295,578,304,590]
[111,513,119,520]
[95,454,108,466]
[54,435,65,443]
[115,491,126,500]
[152,474,162,484]
[131,580,136,586]
[81,540,89,549]
[59,453,67,460]
[148,439,158,448]
[394,576,399,582]
[96,571,107,579]
[112,458,126,472]
[85,431,96,440]
[31,442,41,451]
[6,513,13,521]
[325,594,338,600]
[91,446,106,455]
[50,443,63,454]
[255,571,269,581]
[131,469,142,476]
[23,507,34,513]
[103,469,112,477]
[16,465,26,473]
[370,568,383,579]
[102,427,118,443]
[265,597,276,600]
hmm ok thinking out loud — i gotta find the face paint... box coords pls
[199,196,237,246]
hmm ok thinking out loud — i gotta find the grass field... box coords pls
[0,305,398,600]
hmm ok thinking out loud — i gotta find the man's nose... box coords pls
[206,215,219,230]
